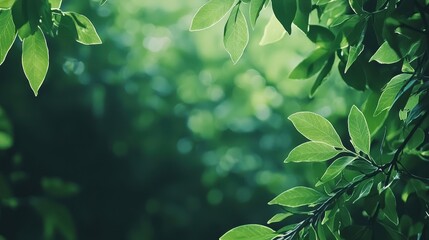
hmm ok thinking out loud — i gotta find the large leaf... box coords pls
[272,0,296,34]
[289,48,331,79]
[259,15,286,46]
[250,0,265,28]
[288,112,343,148]
[316,156,355,186]
[375,73,410,115]
[0,10,16,65]
[293,0,311,33]
[223,5,249,63]
[285,141,341,163]
[269,186,325,207]
[66,12,102,45]
[348,105,371,155]
[22,27,49,96]
[220,224,278,240]
[190,0,235,31]
[307,25,335,48]
[369,41,401,64]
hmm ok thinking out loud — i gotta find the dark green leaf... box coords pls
[288,111,343,148]
[361,91,388,136]
[307,25,335,48]
[352,179,373,203]
[310,54,334,97]
[223,5,249,63]
[41,177,80,198]
[22,27,49,96]
[289,48,331,79]
[190,0,236,31]
[285,141,341,162]
[272,0,296,34]
[0,10,16,65]
[383,187,398,225]
[345,44,364,72]
[220,224,278,240]
[269,186,325,207]
[293,0,311,33]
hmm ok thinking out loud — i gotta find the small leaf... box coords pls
[66,12,102,45]
[285,141,341,163]
[307,25,335,48]
[361,91,388,136]
[288,112,343,148]
[0,0,15,9]
[289,48,331,79]
[100,0,107,5]
[348,0,365,14]
[272,0,297,34]
[223,5,249,63]
[369,41,401,64]
[406,128,425,150]
[311,54,335,97]
[220,224,278,240]
[352,179,373,204]
[316,157,355,186]
[348,105,371,155]
[267,213,292,224]
[250,0,265,28]
[345,44,364,73]
[259,15,286,46]
[269,186,325,207]
[22,27,49,96]
[48,0,62,9]
[375,73,410,115]
[190,0,236,31]
[384,187,398,225]
[0,10,16,65]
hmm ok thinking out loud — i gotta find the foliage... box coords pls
[0,0,102,96]
[192,0,429,239]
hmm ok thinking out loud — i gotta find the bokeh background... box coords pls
[0,0,363,239]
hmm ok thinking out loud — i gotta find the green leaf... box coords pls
[22,27,49,96]
[190,0,236,31]
[316,157,355,186]
[348,105,371,155]
[406,128,425,150]
[269,186,325,207]
[250,0,265,28]
[361,91,388,136]
[66,12,102,45]
[223,5,249,64]
[345,44,364,73]
[369,41,401,64]
[100,0,107,5]
[0,10,16,65]
[293,0,311,33]
[0,0,15,9]
[375,73,410,115]
[288,112,343,148]
[48,0,62,9]
[348,0,365,14]
[384,187,398,225]
[289,48,331,79]
[272,0,297,34]
[352,179,373,204]
[41,177,80,198]
[220,224,278,240]
[285,141,341,163]
[267,213,292,224]
[310,54,335,97]
[259,15,286,46]
[307,25,335,48]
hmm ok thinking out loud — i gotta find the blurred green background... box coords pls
[0,0,362,239]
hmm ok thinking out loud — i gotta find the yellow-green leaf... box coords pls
[285,141,341,163]
[223,5,248,64]
[269,186,325,207]
[348,105,371,155]
[220,224,278,240]
[190,0,236,31]
[0,10,16,65]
